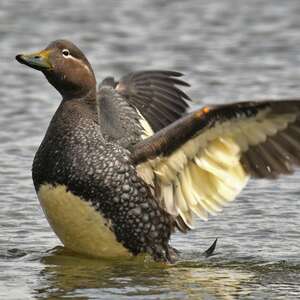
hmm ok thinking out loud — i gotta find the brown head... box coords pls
[16,40,96,101]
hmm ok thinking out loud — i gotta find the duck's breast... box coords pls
[37,183,130,258]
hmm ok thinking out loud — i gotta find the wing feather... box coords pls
[100,70,191,132]
[134,100,300,229]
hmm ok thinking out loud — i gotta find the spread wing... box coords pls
[131,100,300,230]
[99,70,190,133]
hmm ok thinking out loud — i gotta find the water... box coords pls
[1,0,300,299]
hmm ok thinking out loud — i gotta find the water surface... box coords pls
[1,0,300,299]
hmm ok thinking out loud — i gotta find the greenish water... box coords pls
[1,0,300,299]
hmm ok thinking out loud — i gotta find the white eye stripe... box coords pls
[62,49,70,58]
[60,50,91,74]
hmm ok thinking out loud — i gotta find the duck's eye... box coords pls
[62,49,70,57]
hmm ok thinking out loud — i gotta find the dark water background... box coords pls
[1,0,300,299]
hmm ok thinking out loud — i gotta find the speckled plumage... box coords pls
[32,99,173,261]
[97,86,144,150]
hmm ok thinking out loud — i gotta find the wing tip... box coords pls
[203,238,218,257]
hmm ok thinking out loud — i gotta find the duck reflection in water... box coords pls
[34,247,253,300]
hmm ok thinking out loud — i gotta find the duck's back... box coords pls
[32,99,172,260]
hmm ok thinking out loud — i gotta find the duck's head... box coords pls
[16,39,96,100]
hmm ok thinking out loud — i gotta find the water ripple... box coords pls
[1,0,300,299]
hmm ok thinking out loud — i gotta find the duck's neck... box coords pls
[63,87,97,103]
[44,71,97,102]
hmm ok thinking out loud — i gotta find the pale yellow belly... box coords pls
[37,184,130,258]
